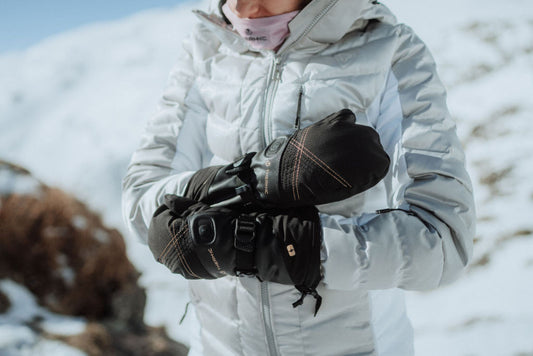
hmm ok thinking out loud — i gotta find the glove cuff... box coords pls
[250,136,288,203]
[148,202,214,280]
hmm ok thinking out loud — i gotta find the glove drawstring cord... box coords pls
[224,152,255,176]
[293,286,322,317]
[224,152,257,205]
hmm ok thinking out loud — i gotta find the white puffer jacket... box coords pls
[122,0,476,355]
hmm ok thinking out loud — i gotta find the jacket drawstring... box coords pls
[179,301,191,325]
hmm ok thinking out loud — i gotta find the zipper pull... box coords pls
[273,67,281,81]
[294,87,303,130]
[272,57,282,81]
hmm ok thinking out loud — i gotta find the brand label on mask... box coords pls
[222,4,299,50]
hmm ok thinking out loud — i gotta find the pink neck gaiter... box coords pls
[222,3,299,51]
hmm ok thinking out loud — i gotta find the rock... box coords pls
[0,289,9,313]
[0,174,141,323]
[44,323,112,356]
[46,323,189,356]
[0,160,188,355]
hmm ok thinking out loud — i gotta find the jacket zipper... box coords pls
[196,4,340,354]
[261,0,338,144]
[258,5,340,352]
[261,55,282,147]
[260,282,279,356]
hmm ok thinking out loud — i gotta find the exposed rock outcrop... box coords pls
[0,160,187,355]
[0,289,9,313]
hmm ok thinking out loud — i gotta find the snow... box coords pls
[55,255,76,287]
[407,237,533,355]
[0,280,87,355]
[1,0,532,355]
[0,166,41,196]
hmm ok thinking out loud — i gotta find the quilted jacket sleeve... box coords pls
[321,25,475,291]
[122,30,212,243]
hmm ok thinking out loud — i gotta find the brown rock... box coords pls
[0,183,142,322]
[46,323,188,356]
[0,289,10,313]
[45,323,113,356]
[0,160,188,355]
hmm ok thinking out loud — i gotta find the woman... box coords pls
[122,0,475,355]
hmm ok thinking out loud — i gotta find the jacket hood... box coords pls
[196,0,397,54]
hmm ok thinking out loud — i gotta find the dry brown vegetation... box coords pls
[0,161,187,355]
[0,184,142,322]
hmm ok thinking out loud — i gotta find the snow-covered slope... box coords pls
[0,1,206,228]
[0,1,209,352]
[1,0,532,355]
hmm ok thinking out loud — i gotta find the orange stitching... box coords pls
[290,139,351,187]
[170,223,202,279]
[159,222,200,279]
[290,136,299,200]
[170,224,197,278]
[293,127,310,200]
[302,144,351,187]
[158,222,187,261]
[175,235,202,279]
[289,140,352,188]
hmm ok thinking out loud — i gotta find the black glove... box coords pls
[185,109,390,208]
[148,194,323,314]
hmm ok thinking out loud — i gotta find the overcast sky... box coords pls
[0,0,193,53]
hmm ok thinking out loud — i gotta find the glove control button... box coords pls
[265,137,286,157]
[199,223,213,240]
[190,215,217,246]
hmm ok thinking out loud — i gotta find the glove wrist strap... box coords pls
[233,214,257,276]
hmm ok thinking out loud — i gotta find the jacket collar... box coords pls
[194,0,396,55]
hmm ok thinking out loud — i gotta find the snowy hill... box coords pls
[0,1,205,227]
[1,0,532,355]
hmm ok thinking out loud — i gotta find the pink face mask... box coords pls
[222,3,299,51]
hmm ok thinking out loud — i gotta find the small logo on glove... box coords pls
[208,248,226,275]
[264,160,271,196]
[287,244,296,257]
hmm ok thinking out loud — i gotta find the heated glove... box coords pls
[185,109,390,208]
[148,194,323,313]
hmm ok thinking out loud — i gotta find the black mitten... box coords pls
[148,194,323,312]
[185,109,390,208]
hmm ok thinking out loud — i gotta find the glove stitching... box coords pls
[158,221,187,262]
[169,223,202,279]
[288,139,352,189]
[292,126,311,201]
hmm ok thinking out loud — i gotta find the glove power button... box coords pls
[190,214,217,246]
